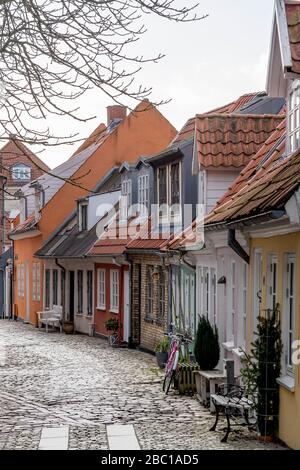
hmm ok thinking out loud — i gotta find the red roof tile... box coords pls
[10,213,37,235]
[195,114,283,168]
[172,92,266,146]
[167,119,287,249]
[286,2,300,74]
[206,92,266,114]
[204,120,287,225]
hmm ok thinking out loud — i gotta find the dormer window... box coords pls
[138,174,149,216]
[121,179,132,220]
[11,163,31,181]
[157,162,181,221]
[288,80,300,154]
[79,202,88,231]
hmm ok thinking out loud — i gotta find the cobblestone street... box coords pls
[0,321,284,450]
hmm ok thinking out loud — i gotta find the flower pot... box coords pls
[63,322,74,334]
[156,351,168,369]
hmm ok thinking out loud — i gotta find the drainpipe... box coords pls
[228,229,250,264]
[0,175,7,254]
[55,258,66,320]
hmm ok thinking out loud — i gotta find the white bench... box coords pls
[37,305,63,333]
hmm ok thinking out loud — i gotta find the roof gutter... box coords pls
[205,210,286,232]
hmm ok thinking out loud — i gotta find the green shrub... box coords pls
[154,336,169,353]
[194,316,220,370]
[104,318,119,332]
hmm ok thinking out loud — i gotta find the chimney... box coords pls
[107,105,127,126]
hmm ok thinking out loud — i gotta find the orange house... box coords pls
[9,102,176,325]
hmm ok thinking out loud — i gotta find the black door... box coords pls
[69,271,75,321]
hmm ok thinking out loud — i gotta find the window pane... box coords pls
[77,270,83,313]
[171,163,180,205]
[87,271,93,315]
[158,167,167,212]
[45,269,51,308]
[53,270,58,305]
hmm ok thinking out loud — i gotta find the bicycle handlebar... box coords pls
[164,332,193,343]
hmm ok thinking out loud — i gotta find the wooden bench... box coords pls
[209,384,256,442]
[37,305,63,333]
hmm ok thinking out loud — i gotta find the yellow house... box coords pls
[203,112,300,448]
[249,232,300,449]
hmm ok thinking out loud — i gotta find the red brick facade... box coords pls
[129,253,169,352]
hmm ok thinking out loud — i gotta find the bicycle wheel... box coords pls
[108,334,117,346]
[163,370,175,395]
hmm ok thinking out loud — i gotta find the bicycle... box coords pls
[162,332,193,395]
[108,332,119,346]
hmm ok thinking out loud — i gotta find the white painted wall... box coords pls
[205,169,240,214]
[191,231,249,376]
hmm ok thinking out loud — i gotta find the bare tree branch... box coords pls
[0,0,207,146]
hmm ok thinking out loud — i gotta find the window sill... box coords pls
[144,317,154,324]
[222,341,234,352]
[96,306,106,311]
[109,309,119,315]
[277,375,295,392]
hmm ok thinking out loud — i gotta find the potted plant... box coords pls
[241,306,282,441]
[194,316,220,402]
[63,321,74,334]
[154,337,169,369]
[194,316,220,370]
[104,318,119,333]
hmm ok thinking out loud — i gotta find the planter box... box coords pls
[177,363,201,395]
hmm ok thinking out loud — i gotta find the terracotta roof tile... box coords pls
[207,92,266,114]
[167,119,287,249]
[286,2,300,74]
[195,114,283,168]
[172,92,266,146]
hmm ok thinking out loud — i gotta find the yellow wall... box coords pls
[249,232,300,449]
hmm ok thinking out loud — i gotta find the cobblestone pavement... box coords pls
[0,320,285,450]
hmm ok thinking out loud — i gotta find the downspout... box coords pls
[124,252,134,347]
[55,258,66,320]
[228,229,250,264]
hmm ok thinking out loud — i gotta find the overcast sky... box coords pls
[37,0,275,169]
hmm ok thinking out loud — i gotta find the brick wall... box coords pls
[130,253,169,352]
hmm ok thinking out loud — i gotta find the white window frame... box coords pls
[157,161,182,222]
[18,264,25,298]
[11,163,31,181]
[32,262,41,301]
[241,262,248,347]
[97,269,106,310]
[284,255,296,375]
[138,174,149,216]
[210,267,217,326]
[121,179,132,220]
[78,202,88,231]
[77,270,84,314]
[110,270,119,313]
[268,254,278,311]
[288,80,300,154]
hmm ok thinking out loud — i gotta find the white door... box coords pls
[25,261,30,323]
[123,271,130,342]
